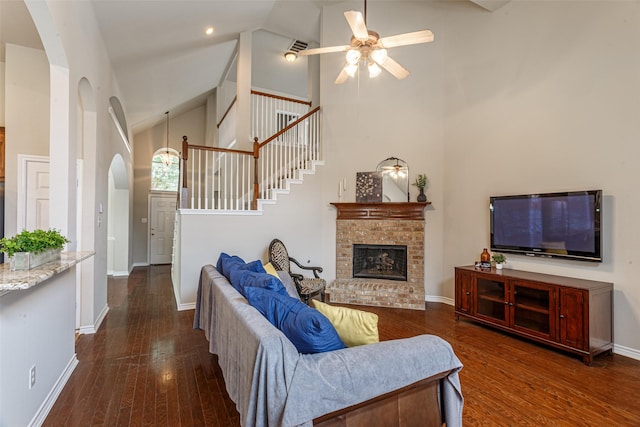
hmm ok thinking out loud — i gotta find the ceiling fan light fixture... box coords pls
[345,63,358,77]
[371,48,388,64]
[299,0,433,84]
[368,61,382,78]
[346,49,361,65]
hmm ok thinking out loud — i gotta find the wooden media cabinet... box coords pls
[454,266,612,364]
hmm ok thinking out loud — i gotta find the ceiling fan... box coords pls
[298,0,434,84]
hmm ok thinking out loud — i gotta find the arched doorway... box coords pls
[107,154,130,276]
[76,77,98,332]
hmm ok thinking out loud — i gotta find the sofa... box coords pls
[194,263,464,427]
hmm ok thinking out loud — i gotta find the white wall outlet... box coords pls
[29,365,36,389]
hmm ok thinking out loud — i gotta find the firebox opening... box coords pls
[352,244,408,281]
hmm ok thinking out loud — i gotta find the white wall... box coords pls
[0,270,77,427]
[252,29,308,99]
[177,169,326,308]
[316,2,446,298]
[441,1,640,358]
[108,168,129,276]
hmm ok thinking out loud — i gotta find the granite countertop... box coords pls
[0,251,95,293]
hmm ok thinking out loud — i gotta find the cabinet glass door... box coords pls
[512,282,554,339]
[475,277,507,324]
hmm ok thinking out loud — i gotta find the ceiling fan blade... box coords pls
[298,44,351,56]
[335,67,350,84]
[379,30,434,48]
[379,56,410,80]
[344,11,369,41]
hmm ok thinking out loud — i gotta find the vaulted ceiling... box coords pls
[1,0,505,134]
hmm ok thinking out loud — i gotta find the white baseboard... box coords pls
[94,304,109,331]
[78,304,109,335]
[111,270,129,277]
[426,295,454,306]
[28,354,79,427]
[177,302,196,311]
[132,262,149,268]
[613,343,640,361]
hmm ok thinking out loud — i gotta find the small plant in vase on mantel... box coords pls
[0,229,70,271]
[412,174,429,202]
[491,253,507,269]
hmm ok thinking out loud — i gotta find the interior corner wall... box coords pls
[251,30,308,99]
[316,1,446,299]
[205,91,217,146]
[441,1,640,356]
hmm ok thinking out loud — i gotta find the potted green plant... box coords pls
[412,174,429,202]
[0,229,70,271]
[491,253,507,269]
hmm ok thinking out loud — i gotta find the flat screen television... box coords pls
[490,190,602,262]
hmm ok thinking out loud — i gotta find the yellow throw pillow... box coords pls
[263,262,279,277]
[311,300,379,347]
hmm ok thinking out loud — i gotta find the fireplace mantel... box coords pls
[330,202,430,220]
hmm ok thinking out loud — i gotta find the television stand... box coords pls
[454,266,613,364]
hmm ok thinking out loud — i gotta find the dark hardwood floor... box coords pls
[45,265,640,426]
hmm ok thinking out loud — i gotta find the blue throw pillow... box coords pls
[217,253,246,279]
[216,252,232,276]
[239,270,289,297]
[245,287,346,354]
[227,259,267,290]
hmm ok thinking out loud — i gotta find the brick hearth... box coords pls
[329,203,428,310]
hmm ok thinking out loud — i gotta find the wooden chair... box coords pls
[268,239,326,304]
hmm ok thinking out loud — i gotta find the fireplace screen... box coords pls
[352,244,408,281]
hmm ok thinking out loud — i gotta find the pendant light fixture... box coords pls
[160,111,173,167]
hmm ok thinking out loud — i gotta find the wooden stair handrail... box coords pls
[185,143,254,157]
[258,106,321,149]
[217,96,237,129]
[251,90,312,107]
[181,105,320,211]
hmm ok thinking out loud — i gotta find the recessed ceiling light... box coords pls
[205,26,214,36]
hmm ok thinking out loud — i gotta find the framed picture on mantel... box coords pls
[356,172,382,203]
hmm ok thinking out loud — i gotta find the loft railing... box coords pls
[180,91,320,210]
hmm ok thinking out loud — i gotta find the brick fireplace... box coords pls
[329,202,428,310]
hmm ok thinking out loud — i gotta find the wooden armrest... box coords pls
[289,257,323,278]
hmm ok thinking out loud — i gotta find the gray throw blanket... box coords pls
[194,265,463,427]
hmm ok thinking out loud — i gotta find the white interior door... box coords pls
[18,155,50,231]
[149,194,176,265]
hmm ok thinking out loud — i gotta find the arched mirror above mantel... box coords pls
[376,157,409,202]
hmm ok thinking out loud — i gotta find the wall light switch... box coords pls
[141,218,147,223]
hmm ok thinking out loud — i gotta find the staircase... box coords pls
[179,91,322,212]
[170,91,323,309]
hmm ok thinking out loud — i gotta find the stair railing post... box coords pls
[181,136,189,208]
[253,137,260,210]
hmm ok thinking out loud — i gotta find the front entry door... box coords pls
[149,194,176,265]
